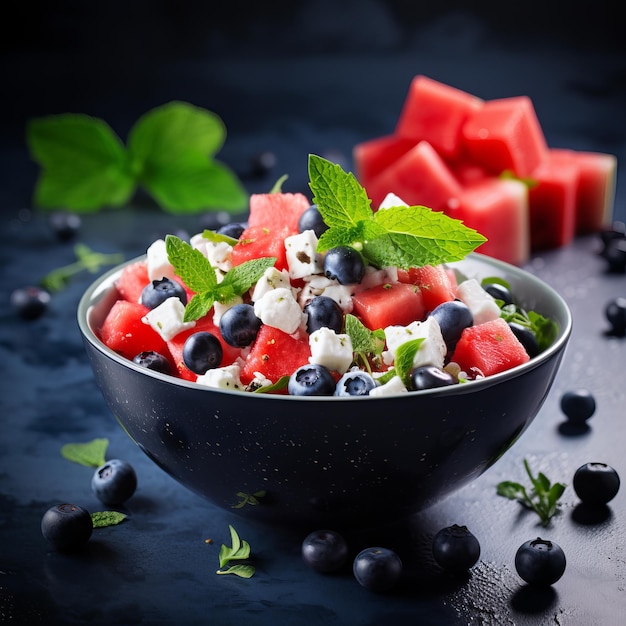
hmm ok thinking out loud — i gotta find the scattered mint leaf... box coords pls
[91,511,128,527]
[496,458,566,526]
[216,564,256,578]
[61,438,109,467]
[233,490,267,508]
[308,154,487,268]
[165,234,275,322]
[40,244,124,292]
[217,525,255,578]
[269,174,288,194]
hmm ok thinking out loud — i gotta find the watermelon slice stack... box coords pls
[353,75,618,265]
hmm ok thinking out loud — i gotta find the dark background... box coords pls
[1,1,625,217]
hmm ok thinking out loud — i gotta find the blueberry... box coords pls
[605,297,626,336]
[301,529,349,573]
[573,462,620,506]
[298,205,329,238]
[133,351,171,375]
[48,211,81,242]
[41,503,93,551]
[249,150,277,177]
[560,389,596,423]
[11,286,51,320]
[219,303,262,347]
[323,246,366,285]
[334,370,376,396]
[509,322,540,358]
[92,459,137,506]
[432,524,481,572]
[141,277,187,309]
[353,547,403,593]
[482,282,514,305]
[217,222,247,240]
[183,332,223,374]
[304,295,343,334]
[514,538,566,586]
[428,300,473,354]
[288,364,336,396]
[411,365,456,391]
[601,237,626,273]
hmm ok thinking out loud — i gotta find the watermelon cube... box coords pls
[451,317,530,377]
[395,75,484,160]
[396,264,456,313]
[116,261,150,304]
[247,192,311,235]
[231,225,289,271]
[461,96,549,178]
[352,282,425,330]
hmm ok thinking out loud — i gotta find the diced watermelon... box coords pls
[99,300,170,362]
[450,317,530,377]
[116,261,150,303]
[231,225,289,271]
[527,154,578,251]
[550,148,617,234]
[247,192,311,235]
[446,177,530,266]
[395,75,484,160]
[461,96,549,178]
[396,265,456,313]
[352,282,425,330]
[240,325,311,387]
[365,140,463,211]
[166,313,241,381]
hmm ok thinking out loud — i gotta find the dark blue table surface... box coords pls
[1,3,626,624]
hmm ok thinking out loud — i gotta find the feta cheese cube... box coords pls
[309,327,353,374]
[146,239,177,282]
[378,192,409,210]
[383,317,446,369]
[456,278,501,325]
[369,375,407,396]
[196,364,243,391]
[285,230,323,279]
[142,297,196,341]
[357,265,399,291]
[190,234,233,272]
[253,287,303,335]
[250,267,292,302]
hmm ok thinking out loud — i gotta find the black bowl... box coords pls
[78,253,571,528]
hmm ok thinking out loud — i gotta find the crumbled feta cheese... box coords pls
[357,265,399,291]
[196,364,243,391]
[212,296,243,325]
[249,371,273,389]
[146,239,177,282]
[369,375,407,396]
[309,327,353,374]
[378,192,408,210]
[253,287,303,335]
[299,275,354,313]
[142,297,195,341]
[456,278,501,325]
[250,267,293,302]
[190,234,233,272]
[285,230,323,279]
[383,317,447,369]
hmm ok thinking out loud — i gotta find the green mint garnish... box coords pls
[233,490,267,508]
[498,302,558,353]
[91,511,128,528]
[216,525,255,578]
[269,174,289,194]
[376,338,425,387]
[165,234,276,322]
[496,458,566,526]
[251,376,290,394]
[27,101,248,214]
[61,438,109,467]
[40,244,124,292]
[344,314,385,373]
[202,229,239,247]
[308,154,487,269]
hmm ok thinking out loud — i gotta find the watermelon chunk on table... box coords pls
[450,317,530,377]
[351,282,425,330]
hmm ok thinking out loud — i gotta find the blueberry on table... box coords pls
[48,210,81,242]
[92,459,137,506]
[298,204,329,238]
[427,300,473,354]
[411,365,456,391]
[288,364,336,396]
[302,529,349,573]
[432,524,481,572]
[605,297,626,336]
[219,303,262,347]
[560,389,596,423]
[514,537,566,586]
[183,332,223,375]
[353,547,403,593]
[573,462,620,506]
[41,503,93,551]
[304,295,344,334]
[323,246,366,285]
[11,286,51,320]
[141,277,187,309]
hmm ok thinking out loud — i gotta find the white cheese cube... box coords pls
[369,375,407,396]
[456,278,501,325]
[285,230,323,279]
[212,296,244,325]
[308,327,353,374]
[378,192,409,210]
[383,317,446,369]
[357,265,399,291]
[146,239,177,282]
[253,287,303,335]
[190,234,233,272]
[141,297,196,341]
[196,364,243,391]
[250,267,292,302]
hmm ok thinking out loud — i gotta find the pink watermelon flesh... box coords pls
[396,265,456,313]
[116,261,150,304]
[247,192,310,235]
[351,282,426,330]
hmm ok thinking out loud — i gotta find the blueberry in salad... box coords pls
[141,277,187,309]
[133,350,172,375]
[183,332,223,374]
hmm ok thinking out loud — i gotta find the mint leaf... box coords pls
[393,338,425,386]
[202,229,239,246]
[27,114,135,211]
[61,438,109,467]
[498,304,558,353]
[217,525,255,577]
[227,257,277,295]
[216,564,256,578]
[165,235,218,294]
[91,511,128,527]
[344,314,385,372]
[252,376,290,394]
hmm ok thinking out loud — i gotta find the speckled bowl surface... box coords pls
[78,253,572,528]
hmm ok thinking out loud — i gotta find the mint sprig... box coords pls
[308,155,487,269]
[344,314,385,373]
[165,234,276,322]
[216,525,255,578]
[27,102,248,214]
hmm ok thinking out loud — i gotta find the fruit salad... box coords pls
[97,155,557,396]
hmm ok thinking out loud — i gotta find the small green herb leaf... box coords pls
[61,438,109,467]
[217,525,255,577]
[498,304,558,352]
[91,511,128,527]
[252,376,290,394]
[344,314,385,372]
[216,564,256,578]
[269,174,289,194]
[393,338,424,386]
